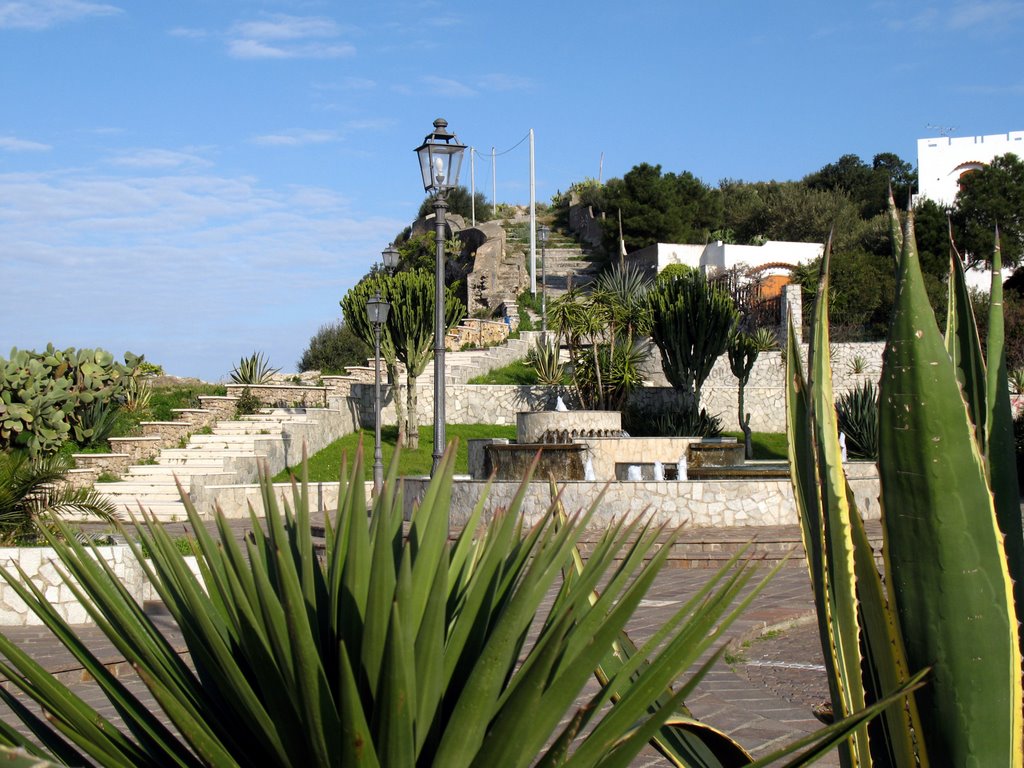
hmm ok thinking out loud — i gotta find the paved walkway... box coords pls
[0,521,838,766]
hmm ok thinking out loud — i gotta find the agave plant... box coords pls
[0,442,916,767]
[229,350,280,385]
[526,337,565,386]
[833,381,878,460]
[0,451,116,543]
[786,200,1024,765]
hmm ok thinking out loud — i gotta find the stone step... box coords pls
[158,450,262,463]
[111,500,191,523]
[188,434,283,446]
[135,460,226,473]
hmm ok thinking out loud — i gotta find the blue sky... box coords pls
[2,0,1021,380]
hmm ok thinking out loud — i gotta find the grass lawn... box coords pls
[467,359,538,385]
[721,431,788,460]
[273,423,518,483]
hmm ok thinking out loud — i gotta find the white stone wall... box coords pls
[0,547,204,626]
[396,462,880,529]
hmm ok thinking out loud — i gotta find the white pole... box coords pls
[491,146,496,219]
[598,151,604,184]
[529,128,536,294]
[470,146,476,227]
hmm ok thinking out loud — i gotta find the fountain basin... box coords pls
[517,410,623,444]
[686,440,745,468]
[485,443,587,481]
[687,462,790,480]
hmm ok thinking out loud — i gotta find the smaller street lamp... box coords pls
[381,242,400,273]
[538,224,550,340]
[366,288,391,497]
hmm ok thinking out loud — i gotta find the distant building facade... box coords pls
[628,240,823,296]
[917,130,1024,206]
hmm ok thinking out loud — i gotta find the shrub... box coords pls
[233,387,262,417]
[624,398,723,438]
[297,320,371,374]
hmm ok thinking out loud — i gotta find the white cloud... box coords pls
[419,75,477,98]
[477,73,533,92]
[228,37,354,60]
[0,0,120,30]
[0,135,51,152]
[0,169,404,379]
[228,13,355,60]
[168,26,207,39]
[949,0,1024,28]
[108,148,211,169]
[250,130,340,147]
[233,14,340,41]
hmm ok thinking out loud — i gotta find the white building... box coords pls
[628,240,823,284]
[917,130,1024,207]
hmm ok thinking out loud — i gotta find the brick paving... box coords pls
[0,521,842,766]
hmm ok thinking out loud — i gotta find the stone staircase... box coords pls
[93,409,317,522]
[539,246,603,299]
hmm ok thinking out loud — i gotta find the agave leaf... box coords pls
[983,230,1024,629]
[807,238,870,766]
[945,235,987,447]
[747,669,929,768]
[887,184,903,270]
[879,212,1023,765]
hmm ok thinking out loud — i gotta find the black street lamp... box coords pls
[368,243,400,496]
[414,118,466,476]
[538,224,549,340]
[366,287,391,497]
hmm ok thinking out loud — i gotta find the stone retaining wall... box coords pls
[0,547,205,625]
[204,464,879,527]
[224,384,327,407]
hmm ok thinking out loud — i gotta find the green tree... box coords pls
[297,320,371,374]
[760,183,866,252]
[600,163,722,253]
[953,153,1024,267]
[803,152,916,218]
[342,270,464,449]
[417,185,492,223]
[650,270,738,407]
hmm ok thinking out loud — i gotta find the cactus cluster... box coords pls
[0,345,142,456]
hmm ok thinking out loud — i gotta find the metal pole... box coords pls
[541,239,547,339]
[372,304,384,496]
[529,128,536,294]
[432,195,448,476]
[470,147,476,227]
[491,147,496,219]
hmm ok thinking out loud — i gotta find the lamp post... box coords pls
[538,224,549,340]
[369,244,400,497]
[415,118,466,476]
[366,290,391,497]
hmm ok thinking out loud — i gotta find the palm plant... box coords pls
[0,451,116,543]
[229,350,280,385]
[0,445,909,767]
